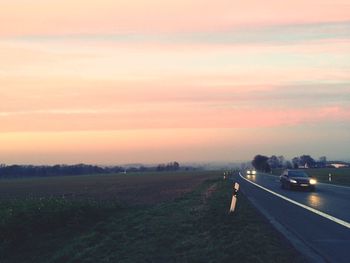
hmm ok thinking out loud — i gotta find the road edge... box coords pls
[241,189,328,263]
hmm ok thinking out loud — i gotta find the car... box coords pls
[246,169,257,179]
[280,170,316,191]
[246,170,256,175]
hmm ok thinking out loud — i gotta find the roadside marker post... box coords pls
[234,182,240,193]
[229,183,240,213]
[329,173,332,182]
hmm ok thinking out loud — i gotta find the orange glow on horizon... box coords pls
[1,0,349,164]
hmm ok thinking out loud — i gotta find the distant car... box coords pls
[246,169,256,174]
[280,170,316,191]
[246,170,256,178]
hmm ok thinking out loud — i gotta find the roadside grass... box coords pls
[1,178,305,263]
[272,168,350,186]
[0,198,122,260]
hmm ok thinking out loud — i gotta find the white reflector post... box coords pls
[230,195,237,213]
[230,182,240,213]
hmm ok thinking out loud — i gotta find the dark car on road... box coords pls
[280,170,317,191]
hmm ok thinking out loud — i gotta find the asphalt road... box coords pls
[234,172,350,263]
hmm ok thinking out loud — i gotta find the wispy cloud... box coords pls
[9,21,350,46]
[0,109,107,117]
[1,0,350,163]
[1,0,350,36]
[1,103,349,132]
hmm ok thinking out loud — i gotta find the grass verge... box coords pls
[1,179,305,263]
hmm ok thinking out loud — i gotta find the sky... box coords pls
[1,0,350,165]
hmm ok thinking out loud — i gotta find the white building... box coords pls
[330,163,349,169]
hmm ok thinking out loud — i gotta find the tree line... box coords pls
[251,154,331,172]
[0,162,188,179]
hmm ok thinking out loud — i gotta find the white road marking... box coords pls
[239,172,350,229]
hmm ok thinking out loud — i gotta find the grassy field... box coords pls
[272,168,350,186]
[0,172,305,263]
[0,171,219,203]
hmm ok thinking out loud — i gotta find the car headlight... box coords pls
[309,179,317,185]
[252,171,257,175]
[246,170,251,174]
[289,179,297,184]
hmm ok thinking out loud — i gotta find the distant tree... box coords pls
[252,155,271,172]
[139,166,147,172]
[167,162,180,171]
[299,155,315,168]
[292,157,300,169]
[157,164,166,171]
[172,162,180,171]
[268,155,280,169]
[278,155,285,167]
[0,162,188,178]
[319,156,327,167]
[126,167,139,173]
[157,162,180,172]
[267,155,285,169]
[285,161,293,169]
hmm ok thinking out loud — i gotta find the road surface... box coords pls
[235,172,350,263]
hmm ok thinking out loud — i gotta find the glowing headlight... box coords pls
[309,179,317,185]
[252,170,257,175]
[289,179,297,184]
[246,170,251,175]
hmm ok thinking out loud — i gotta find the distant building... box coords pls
[330,163,349,169]
[298,163,309,169]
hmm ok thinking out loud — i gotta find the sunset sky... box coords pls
[1,0,349,164]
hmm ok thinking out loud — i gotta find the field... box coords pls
[0,171,219,204]
[272,168,350,186]
[0,172,305,263]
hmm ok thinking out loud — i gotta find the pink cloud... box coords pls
[1,104,349,132]
[1,0,349,36]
